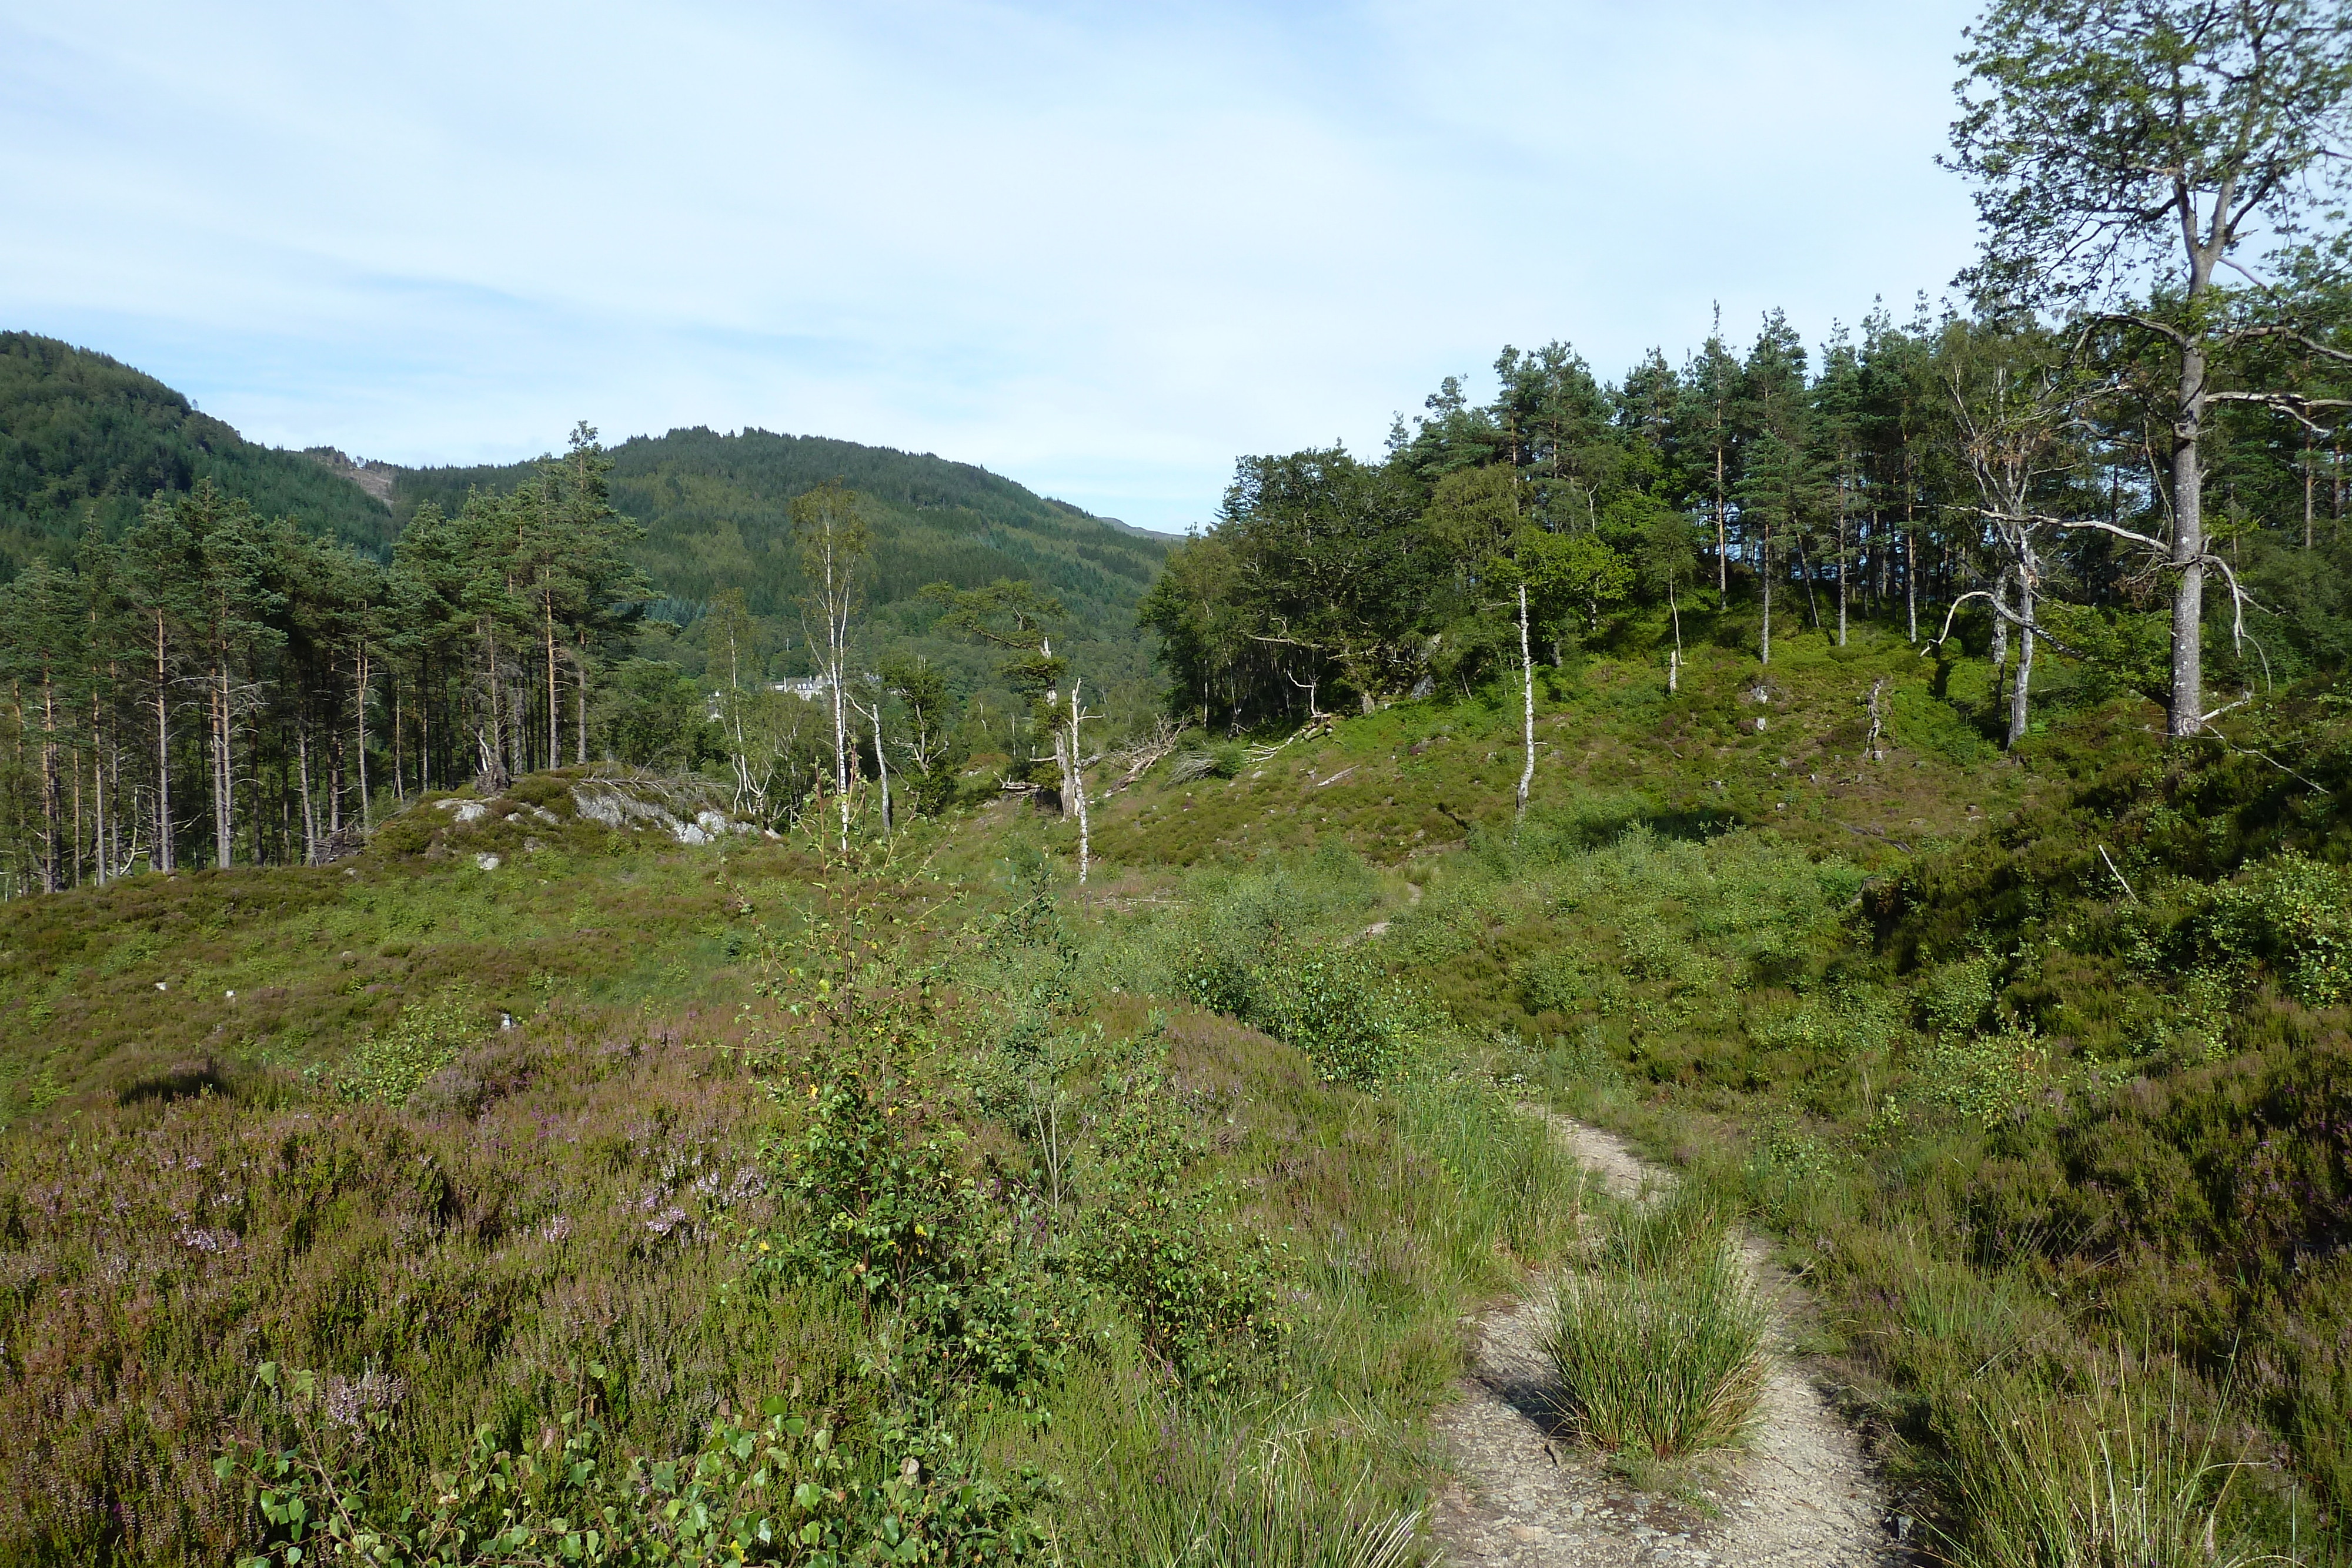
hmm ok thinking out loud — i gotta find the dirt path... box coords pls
[1431,1115,1899,1567]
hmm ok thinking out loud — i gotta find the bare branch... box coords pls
[2049,515,2173,554]
[2205,389,2352,435]
[2214,323,2352,367]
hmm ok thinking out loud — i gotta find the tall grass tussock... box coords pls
[1544,1188,1772,1460]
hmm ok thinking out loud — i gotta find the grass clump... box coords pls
[1544,1188,1770,1460]
[1934,1351,2269,1568]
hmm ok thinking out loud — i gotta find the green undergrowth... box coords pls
[16,605,2352,1564]
[0,813,1585,1564]
[0,780,805,1128]
[1060,620,2352,1562]
[1325,675,2352,1562]
[1085,615,2079,877]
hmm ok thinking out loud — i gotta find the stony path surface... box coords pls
[1431,1115,1900,1567]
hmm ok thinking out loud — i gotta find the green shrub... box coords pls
[1248,947,1414,1087]
[767,1057,1076,1392]
[220,1363,1043,1566]
[1913,1024,2048,1131]
[1919,955,2000,1037]
[2196,851,2352,1005]
[335,988,482,1105]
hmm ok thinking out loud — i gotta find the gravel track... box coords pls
[1430,1114,1900,1567]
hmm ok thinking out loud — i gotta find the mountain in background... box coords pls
[389,424,1172,691]
[0,332,398,562]
[0,332,1172,704]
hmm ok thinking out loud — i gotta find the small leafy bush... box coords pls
[1247,947,1414,1087]
[2195,850,2352,1006]
[219,1362,1043,1566]
[767,1061,1076,1391]
[336,987,483,1105]
[1913,1024,2048,1131]
[1919,955,1999,1037]
[1070,1074,1282,1386]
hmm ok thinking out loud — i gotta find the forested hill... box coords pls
[1,333,1171,658]
[0,332,396,569]
[393,426,1173,661]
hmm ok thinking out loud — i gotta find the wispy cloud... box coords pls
[1,0,1980,531]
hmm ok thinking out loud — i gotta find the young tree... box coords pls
[1949,0,2352,735]
[790,481,870,851]
[1939,326,2088,746]
[1638,502,1703,690]
[927,579,1096,878]
[881,652,965,815]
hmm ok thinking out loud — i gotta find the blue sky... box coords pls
[1,1,1982,534]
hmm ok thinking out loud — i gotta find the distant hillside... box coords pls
[0,335,1171,710]
[393,425,1174,693]
[0,332,395,571]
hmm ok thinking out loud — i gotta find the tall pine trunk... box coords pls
[1836,507,1849,647]
[153,610,172,872]
[298,724,318,864]
[36,673,59,894]
[353,644,372,831]
[210,659,233,870]
[91,689,108,888]
[544,599,560,771]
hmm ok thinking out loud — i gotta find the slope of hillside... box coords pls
[0,332,396,570]
[4,594,2348,1562]
[392,425,1174,690]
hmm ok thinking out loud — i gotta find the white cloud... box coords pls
[1,0,1982,531]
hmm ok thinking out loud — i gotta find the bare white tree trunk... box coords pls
[1069,681,1091,885]
[1515,584,1535,827]
[2008,577,2036,750]
[1667,580,1682,693]
[1905,517,1918,643]
[298,724,318,864]
[856,691,893,837]
[2168,340,2207,738]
